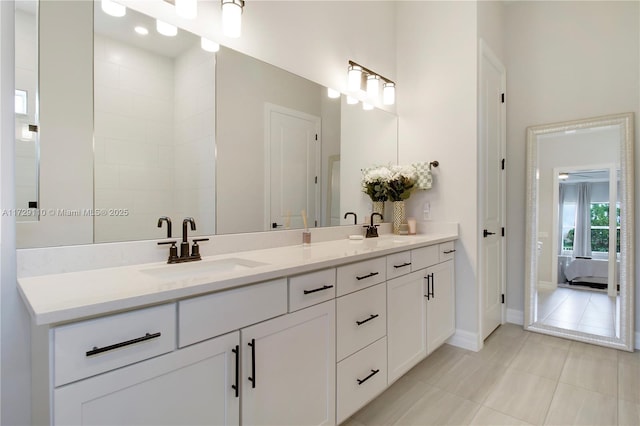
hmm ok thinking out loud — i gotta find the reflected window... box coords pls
[15,89,27,115]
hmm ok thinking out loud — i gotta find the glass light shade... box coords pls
[156,20,178,37]
[327,88,340,99]
[134,26,149,35]
[346,96,358,105]
[222,0,243,38]
[383,82,396,105]
[362,102,374,111]
[366,75,380,101]
[201,37,220,52]
[175,0,197,19]
[558,173,569,180]
[347,65,362,92]
[101,0,126,17]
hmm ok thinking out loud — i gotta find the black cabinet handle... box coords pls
[356,314,379,326]
[86,332,161,357]
[303,284,334,295]
[231,345,239,398]
[443,249,456,254]
[356,272,379,281]
[248,339,256,388]
[393,262,412,269]
[357,369,380,385]
[424,274,431,300]
[429,272,435,298]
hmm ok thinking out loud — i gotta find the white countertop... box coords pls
[18,233,457,326]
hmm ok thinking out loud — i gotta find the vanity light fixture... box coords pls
[175,0,197,19]
[559,172,569,180]
[101,0,126,17]
[134,26,149,35]
[348,60,396,105]
[222,0,244,38]
[156,19,178,36]
[346,95,358,105]
[327,88,341,99]
[201,37,220,52]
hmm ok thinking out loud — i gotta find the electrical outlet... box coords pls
[423,202,431,220]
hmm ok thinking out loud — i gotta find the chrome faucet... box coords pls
[181,217,196,258]
[344,212,358,225]
[364,213,383,238]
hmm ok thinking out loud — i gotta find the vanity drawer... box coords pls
[336,283,386,361]
[336,337,387,425]
[288,268,336,312]
[336,257,386,297]
[439,241,456,262]
[386,251,413,280]
[54,303,176,387]
[411,245,440,271]
[178,279,287,347]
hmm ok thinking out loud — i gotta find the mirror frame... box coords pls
[524,112,635,351]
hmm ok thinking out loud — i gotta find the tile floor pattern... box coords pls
[537,287,617,337]
[342,324,640,426]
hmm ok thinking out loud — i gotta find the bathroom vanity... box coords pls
[19,232,457,425]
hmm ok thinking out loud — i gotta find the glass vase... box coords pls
[393,201,406,234]
[372,201,384,224]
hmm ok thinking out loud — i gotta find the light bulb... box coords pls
[134,26,149,36]
[201,37,220,53]
[101,0,126,17]
[347,65,362,92]
[346,96,358,105]
[327,88,340,99]
[366,75,380,101]
[383,82,396,105]
[222,0,243,38]
[156,20,178,37]
[176,0,197,19]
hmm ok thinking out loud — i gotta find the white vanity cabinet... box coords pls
[425,258,455,354]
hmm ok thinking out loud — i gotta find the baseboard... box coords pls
[506,308,524,325]
[447,329,480,352]
[538,281,557,291]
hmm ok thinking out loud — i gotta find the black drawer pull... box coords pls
[393,262,412,269]
[443,249,456,254]
[303,284,334,295]
[231,345,239,397]
[86,332,161,357]
[357,369,380,385]
[248,339,256,388]
[356,314,379,326]
[356,272,379,281]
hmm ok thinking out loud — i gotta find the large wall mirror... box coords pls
[524,112,634,351]
[15,1,398,248]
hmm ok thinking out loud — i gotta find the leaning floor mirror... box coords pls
[524,112,635,351]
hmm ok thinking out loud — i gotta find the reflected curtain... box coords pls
[558,184,565,253]
[573,182,592,257]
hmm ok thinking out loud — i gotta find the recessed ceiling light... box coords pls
[134,26,149,36]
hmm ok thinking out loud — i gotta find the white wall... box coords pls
[396,1,479,338]
[504,1,640,332]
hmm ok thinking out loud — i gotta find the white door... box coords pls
[387,270,427,384]
[479,40,506,340]
[425,260,456,354]
[54,332,240,425]
[266,104,320,231]
[241,300,335,426]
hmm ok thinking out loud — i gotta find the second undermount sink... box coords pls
[140,258,269,281]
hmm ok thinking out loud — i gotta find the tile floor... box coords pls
[343,324,640,426]
[537,287,617,337]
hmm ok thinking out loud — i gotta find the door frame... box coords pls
[263,103,321,231]
[478,39,506,347]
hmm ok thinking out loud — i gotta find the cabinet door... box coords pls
[426,260,455,354]
[241,300,335,426]
[387,270,427,384]
[54,332,240,426]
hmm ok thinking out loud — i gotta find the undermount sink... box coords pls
[140,258,269,281]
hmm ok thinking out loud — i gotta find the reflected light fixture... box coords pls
[201,37,220,52]
[327,88,340,99]
[101,0,126,17]
[348,60,396,106]
[362,102,374,111]
[559,172,569,180]
[366,75,380,101]
[134,26,149,35]
[383,82,395,105]
[156,20,178,36]
[222,0,244,38]
[175,0,197,19]
[346,96,358,105]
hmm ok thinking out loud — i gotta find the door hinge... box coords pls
[314,176,318,184]
[501,93,505,103]
[28,124,38,132]
[501,294,505,304]
[501,227,505,237]
[314,220,318,227]
[315,134,318,141]
[501,158,505,170]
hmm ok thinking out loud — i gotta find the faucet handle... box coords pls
[158,240,178,262]
[191,238,209,258]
